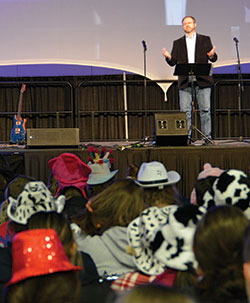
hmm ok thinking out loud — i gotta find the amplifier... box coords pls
[26,128,80,147]
[154,113,188,146]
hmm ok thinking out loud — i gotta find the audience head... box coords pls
[0,175,36,225]
[190,163,224,205]
[202,169,250,218]
[243,223,250,301]
[127,203,205,289]
[135,161,182,207]
[27,211,79,264]
[193,205,248,303]
[4,175,36,200]
[86,146,118,198]
[113,284,198,303]
[243,224,250,301]
[126,163,139,180]
[57,186,87,222]
[4,228,81,303]
[48,153,91,199]
[6,181,65,235]
[7,181,65,225]
[74,178,145,236]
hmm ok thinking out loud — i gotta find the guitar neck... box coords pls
[17,84,26,121]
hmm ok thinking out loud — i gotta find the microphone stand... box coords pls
[142,41,149,141]
[234,38,244,141]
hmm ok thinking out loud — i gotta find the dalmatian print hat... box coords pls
[202,169,250,218]
[127,204,206,275]
[7,181,65,225]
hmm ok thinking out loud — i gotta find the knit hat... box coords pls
[190,163,224,204]
[135,161,180,189]
[7,181,65,225]
[6,229,81,287]
[127,204,205,275]
[48,153,91,198]
[87,147,118,185]
[202,169,250,218]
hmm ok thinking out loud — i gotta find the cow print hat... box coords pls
[127,204,206,275]
[7,181,65,225]
[202,169,250,218]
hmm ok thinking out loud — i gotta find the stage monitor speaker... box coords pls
[26,128,80,147]
[154,113,188,146]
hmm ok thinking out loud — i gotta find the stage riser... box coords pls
[21,145,250,199]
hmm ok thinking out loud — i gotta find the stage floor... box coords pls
[1,138,250,199]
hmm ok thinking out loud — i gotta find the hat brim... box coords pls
[135,171,180,188]
[87,169,118,185]
[5,264,82,287]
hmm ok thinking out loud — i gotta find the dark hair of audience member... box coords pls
[194,176,218,206]
[193,205,248,303]
[5,271,80,303]
[73,178,145,236]
[59,185,84,200]
[113,284,198,303]
[126,164,139,180]
[47,174,58,197]
[243,223,250,264]
[57,186,88,221]
[4,175,36,200]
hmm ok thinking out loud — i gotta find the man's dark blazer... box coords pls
[166,33,218,89]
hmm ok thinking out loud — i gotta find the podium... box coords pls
[174,63,212,77]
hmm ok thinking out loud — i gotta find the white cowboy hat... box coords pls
[135,161,180,189]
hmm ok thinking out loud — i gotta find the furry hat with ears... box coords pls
[127,204,206,275]
[7,181,65,225]
[202,169,250,218]
[190,163,224,204]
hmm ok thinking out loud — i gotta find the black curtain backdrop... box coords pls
[0,74,249,142]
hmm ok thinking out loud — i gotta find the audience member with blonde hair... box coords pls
[74,178,146,278]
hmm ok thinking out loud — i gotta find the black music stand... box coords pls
[174,63,214,144]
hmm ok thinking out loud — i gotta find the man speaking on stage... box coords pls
[162,16,217,145]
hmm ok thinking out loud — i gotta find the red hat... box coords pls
[48,153,91,198]
[6,229,82,287]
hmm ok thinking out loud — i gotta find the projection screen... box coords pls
[0,0,249,82]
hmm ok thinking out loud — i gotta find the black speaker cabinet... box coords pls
[27,128,80,147]
[154,113,188,146]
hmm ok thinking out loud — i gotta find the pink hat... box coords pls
[48,153,91,198]
[6,229,81,287]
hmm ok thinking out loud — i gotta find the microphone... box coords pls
[142,40,147,51]
[233,37,239,43]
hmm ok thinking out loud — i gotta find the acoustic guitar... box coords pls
[10,84,27,144]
